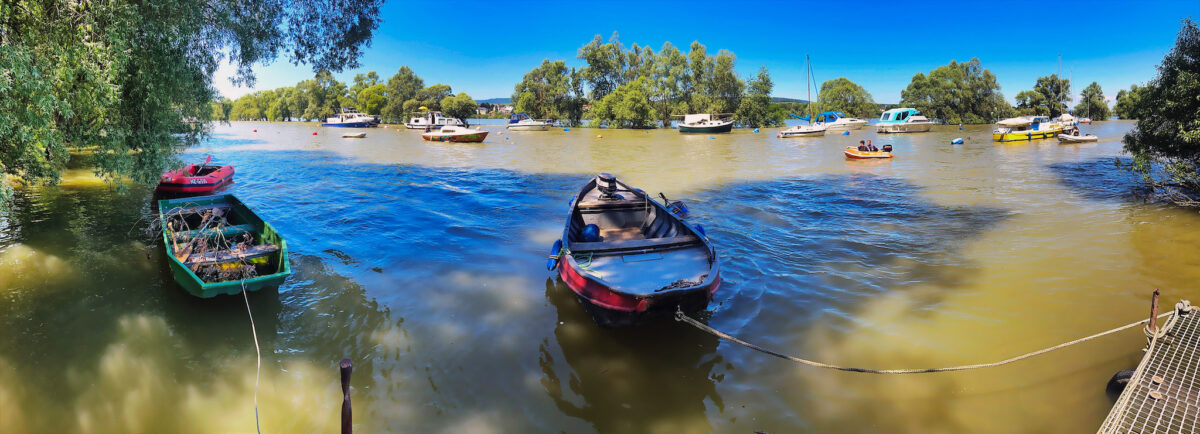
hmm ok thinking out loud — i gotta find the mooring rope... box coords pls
[675,307,1178,374]
[1101,301,1189,429]
[241,280,262,433]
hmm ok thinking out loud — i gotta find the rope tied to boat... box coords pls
[241,280,262,433]
[674,304,1190,374]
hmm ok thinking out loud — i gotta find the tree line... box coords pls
[216,67,478,124]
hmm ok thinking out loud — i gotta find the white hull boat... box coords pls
[876,108,935,133]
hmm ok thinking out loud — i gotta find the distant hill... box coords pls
[477,97,512,104]
[770,97,809,103]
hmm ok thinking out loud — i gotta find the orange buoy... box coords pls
[253,129,257,132]
[312,132,318,135]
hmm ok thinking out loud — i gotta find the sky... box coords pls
[214,0,1200,104]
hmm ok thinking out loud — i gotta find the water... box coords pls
[3,120,1199,433]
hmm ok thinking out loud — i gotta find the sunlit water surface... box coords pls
[2,120,1198,433]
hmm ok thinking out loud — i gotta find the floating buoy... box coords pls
[644,131,648,134]
[312,132,318,135]
[959,124,964,131]
[842,131,850,135]
[253,129,257,133]
[563,128,570,131]
[709,136,715,139]
[596,134,602,138]
[753,128,759,133]
[951,138,964,144]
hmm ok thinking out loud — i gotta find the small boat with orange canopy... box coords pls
[844,145,893,159]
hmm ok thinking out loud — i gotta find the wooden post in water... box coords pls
[340,358,353,434]
[1149,289,1160,334]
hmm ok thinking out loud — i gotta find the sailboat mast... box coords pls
[806,54,811,119]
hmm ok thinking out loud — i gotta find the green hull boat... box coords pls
[158,194,290,298]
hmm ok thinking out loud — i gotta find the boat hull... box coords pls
[422,131,488,142]
[1057,134,1098,143]
[778,129,825,138]
[844,147,893,159]
[993,127,1063,142]
[507,124,549,131]
[876,122,934,133]
[158,194,290,298]
[155,164,234,195]
[321,122,373,128]
[558,260,719,327]
[678,123,733,133]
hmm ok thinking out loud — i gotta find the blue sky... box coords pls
[215,0,1199,104]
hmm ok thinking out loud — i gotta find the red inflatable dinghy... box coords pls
[155,155,234,194]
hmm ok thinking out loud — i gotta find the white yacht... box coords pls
[405,111,465,130]
[321,107,377,128]
[875,108,935,133]
[506,113,552,131]
[778,114,827,138]
[814,111,868,131]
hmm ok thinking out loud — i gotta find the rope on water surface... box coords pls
[675,306,1184,374]
[241,280,262,433]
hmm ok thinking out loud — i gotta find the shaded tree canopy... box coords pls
[1114,84,1147,120]
[1072,81,1111,120]
[1015,74,1070,117]
[899,58,1013,124]
[0,0,383,206]
[818,77,877,118]
[1120,18,1200,207]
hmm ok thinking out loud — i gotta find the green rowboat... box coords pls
[158,194,290,298]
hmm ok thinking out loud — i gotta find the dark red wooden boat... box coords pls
[156,155,234,194]
[548,174,720,327]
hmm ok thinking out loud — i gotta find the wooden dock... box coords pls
[1099,299,1199,433]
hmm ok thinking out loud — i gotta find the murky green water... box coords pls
[2,120,1198,433]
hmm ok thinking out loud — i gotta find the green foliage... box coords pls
[591,77,658,128]
[439,93,479,125]
[511,59,584,124]
[1114,84,1146,119]
[736,66,784,128]
[1120,19,1200,206]
[0,0,383,206]
[381,66,424,123]
[900,58,1014,123]
[578,33,627,101]
[818,77,877,118]
[649,42,690,127]
[357,83,387,116]
[1072,81,1111,120]
[1016,74,1071,117]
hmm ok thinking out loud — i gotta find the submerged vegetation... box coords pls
[899,58,1014,124]
[1120,19,1200,208]
[514,34,787,128]
[0,0,383,208]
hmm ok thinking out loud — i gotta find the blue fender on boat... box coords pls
[694,224,706,237]
[546,239,563,271]
[842,131,850,135]
[753,128,759,133]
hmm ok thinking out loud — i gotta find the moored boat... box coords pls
[992,115,1064,141]
[506,113,552,131]
[676,113,734,133]
[421,125,488,142]
[322,107,376,128]
[158,194,290,298]
[875,108,935,133]
[1058,132,1099,142]
[844,145,893,159]
[549,174,720,327]
[778,114,827,138]
[405,111,465,130]
[156,155,234,195]
[342,132,367,138]
[814,111,868,131]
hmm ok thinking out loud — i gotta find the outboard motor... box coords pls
[597,173,621,201]
[882,144,893,152]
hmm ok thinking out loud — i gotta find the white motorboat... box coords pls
[814,111,868,131]
[322,107,377,128]
[778,114,827,138]
[405,111,465,130]
[875,108,935,133]
[506,113,552,131]
[421,125,488,142]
